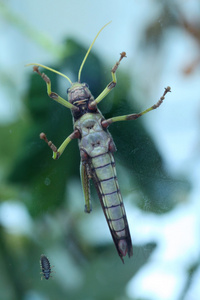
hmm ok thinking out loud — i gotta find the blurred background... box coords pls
[0,0,200,299]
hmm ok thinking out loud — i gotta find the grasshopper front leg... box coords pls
[40,130,80,160]
[33,66,78,111]
[102,86,171,128]
[89,52,127,109]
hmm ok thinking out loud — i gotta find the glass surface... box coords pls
[0,1,199,299]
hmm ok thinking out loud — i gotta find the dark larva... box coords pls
[40,254,52,280]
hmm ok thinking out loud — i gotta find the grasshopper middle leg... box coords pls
[102,86,171,128]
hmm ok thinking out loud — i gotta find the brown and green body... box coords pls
[27,22,170,262]
[75,113,132,259]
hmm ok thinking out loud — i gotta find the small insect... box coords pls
[27,22,171,262]
[40,254,52,280]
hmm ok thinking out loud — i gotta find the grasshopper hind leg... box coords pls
[80,162,92,213]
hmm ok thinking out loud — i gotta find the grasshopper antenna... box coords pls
[78,21,112,83]
[25,63,73,85]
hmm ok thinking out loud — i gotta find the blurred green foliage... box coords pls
[0,37,188,299]
[0,1,195,298]
[7,38,188,217]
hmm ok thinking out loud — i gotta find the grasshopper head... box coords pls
[67,82,92,103]
[67,82,94,112]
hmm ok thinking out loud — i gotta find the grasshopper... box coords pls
[27,22,171,262]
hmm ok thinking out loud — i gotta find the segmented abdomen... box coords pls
[91,152,133,261]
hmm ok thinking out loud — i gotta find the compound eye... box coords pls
[67,87,70,94]
[83,83,89,88]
